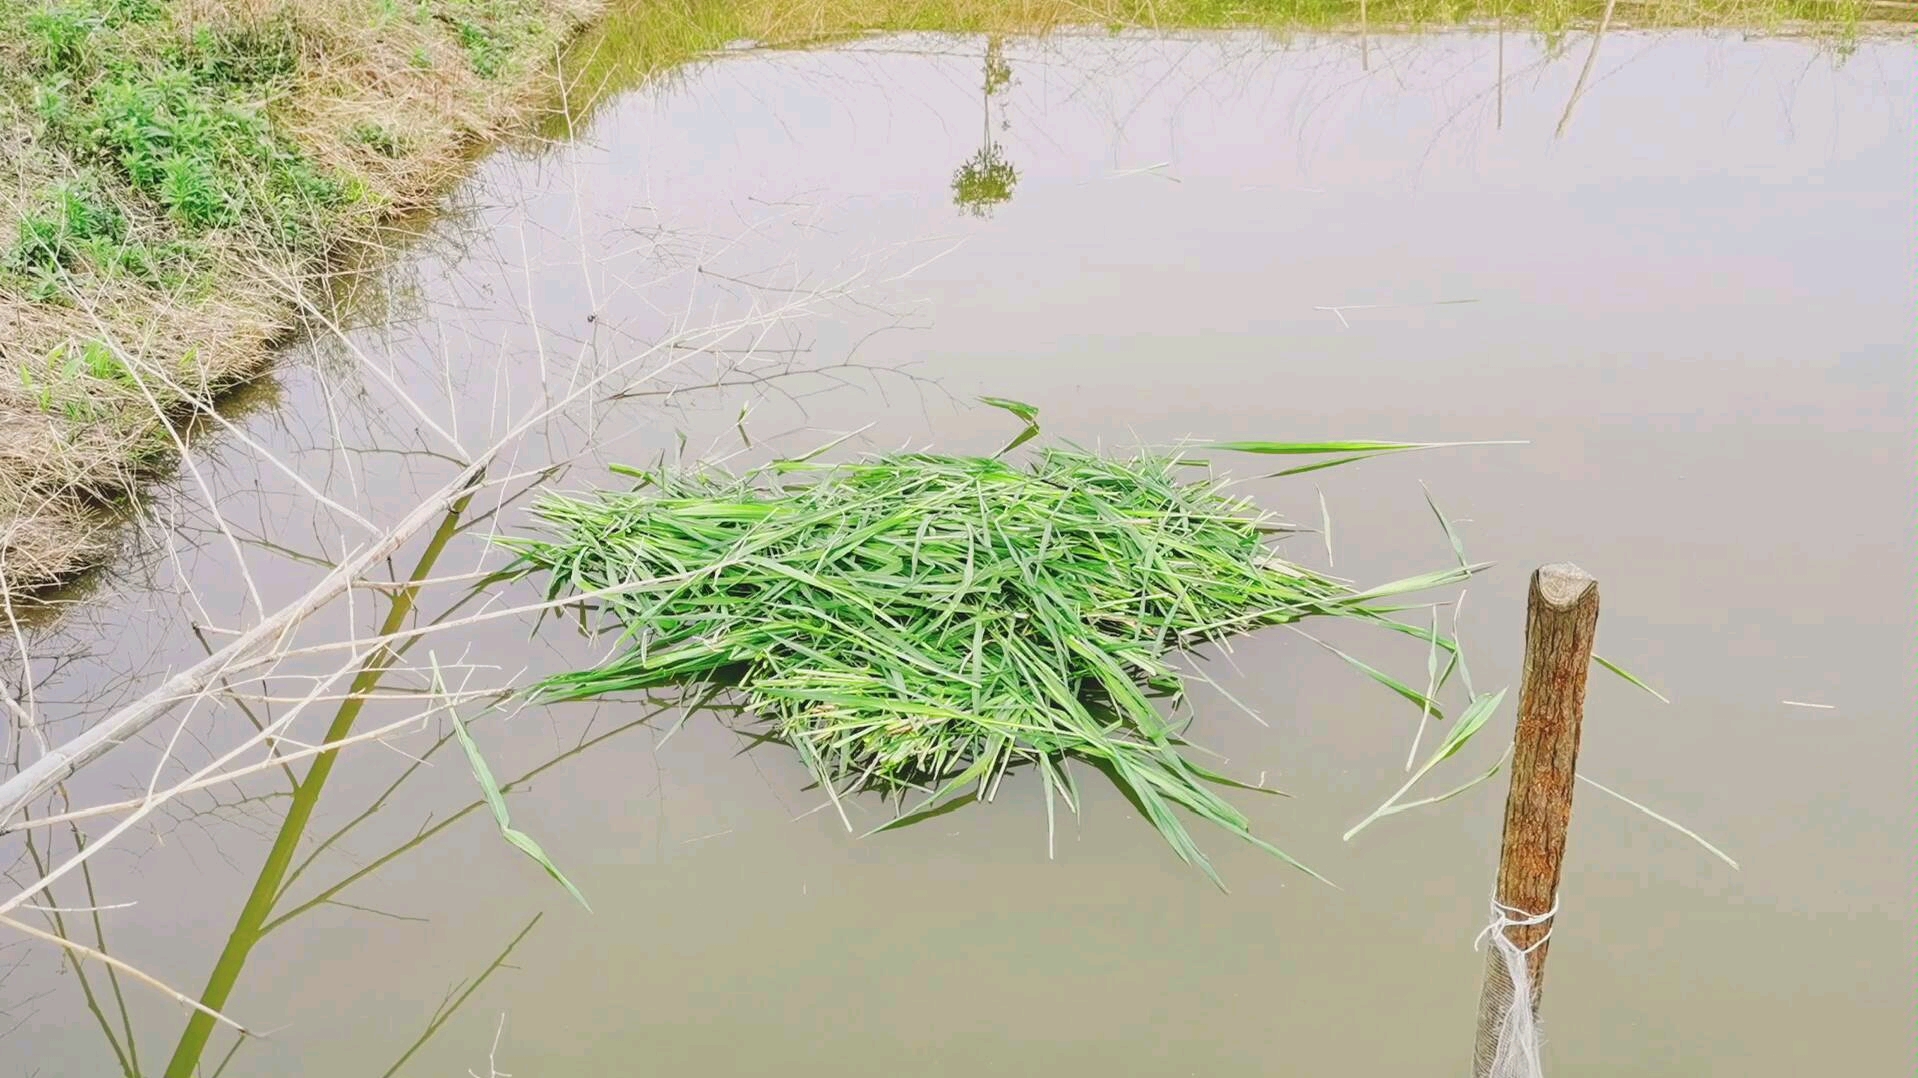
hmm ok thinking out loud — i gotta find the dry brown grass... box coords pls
[0,0,602,604]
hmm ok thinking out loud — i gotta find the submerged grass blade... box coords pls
[1293,629,1446,719]
[1209,439,1524,478]
[1381,745,1510,816]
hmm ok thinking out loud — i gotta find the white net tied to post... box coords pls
[1473,898,1557,1078]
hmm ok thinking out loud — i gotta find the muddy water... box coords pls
[3,28,1910,1078]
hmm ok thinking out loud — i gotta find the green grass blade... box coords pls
[1420,481,1468,570]
[1593,653,1671,704]
[1211,439,1525,478]
[1346,687,1507,841]
[1451,589,1477,699]
[1405,605,1441,771]
[500,827,593,911]
[1208,439,1443,455]
[1294,629,1445,719]
[447,694,591,912]
[1376,745,1510,817]
[1576,774,1737,869]
[981,396,1042,457]
[979,396,1039,424]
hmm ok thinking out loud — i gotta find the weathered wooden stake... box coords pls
[1472,563,1600,1076]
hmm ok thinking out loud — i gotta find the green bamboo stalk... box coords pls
[162,491,475,1078]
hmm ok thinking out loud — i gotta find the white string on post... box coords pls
[1473,897,1558,1078]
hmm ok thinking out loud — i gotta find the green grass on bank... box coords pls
[0,0,583,308]
[0,0,594,589]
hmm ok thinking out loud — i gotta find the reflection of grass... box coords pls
[208,705,679,1074]
[553,0,1897,131]
[18,828,146,1078]
[952,144,1018,216]
[374,914,542,1078]
[983,33,1012,95]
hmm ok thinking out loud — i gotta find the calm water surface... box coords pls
[2,26,1910,1078]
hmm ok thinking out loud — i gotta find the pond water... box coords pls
[3,24,1910,1078]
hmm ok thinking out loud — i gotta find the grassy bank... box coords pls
[0,0,1903,603]
[0,0,598,595]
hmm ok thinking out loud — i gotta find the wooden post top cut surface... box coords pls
[1535,562,1596,608]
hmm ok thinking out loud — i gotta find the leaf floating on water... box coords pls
[1294,628,1447,720]
[1405,605,1442,772]
[1381,746,1510,817]
[1421,481,1469,571]
[1214,439,1525,479]
[1346,687,1509,842]
[1209,439,1444,455]
[1593,653,1671,704]
[1576,774,1740,870]
[441,663,592,912]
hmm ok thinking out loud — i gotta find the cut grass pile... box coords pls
[503,442,1477,885]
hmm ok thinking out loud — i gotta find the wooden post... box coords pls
[1472,563,1599,1076]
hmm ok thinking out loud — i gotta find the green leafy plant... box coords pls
[5,175,200,298]
[42,26,355,243]
[18,339,133,419]
[25,5,100,71]
[455,18,505,76]
[351,121,405,157]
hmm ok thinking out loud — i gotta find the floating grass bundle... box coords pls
[504,443,1473,885]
